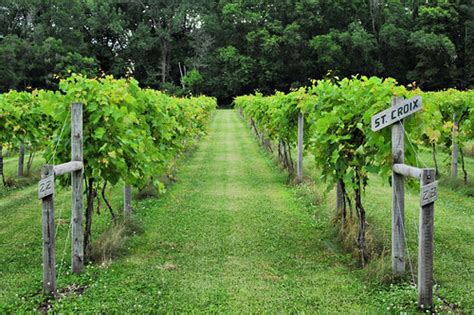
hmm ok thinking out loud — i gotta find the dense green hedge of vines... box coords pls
[1,74,216,186]
[235,76,474,263]
[0,74,216,253]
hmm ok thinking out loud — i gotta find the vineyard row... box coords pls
[235,76,474,264]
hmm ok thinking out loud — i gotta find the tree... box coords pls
[407,31,457,90]
[1,0,473,99]
[310,22,381,78]
[0,35,29,91]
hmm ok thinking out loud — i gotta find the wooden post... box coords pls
[53,161,83,176]
[296,112,304,184]
[451,114,458,178]
[41,165,56,295]
[336,180,344,214]
[124,184,132,216]
[71,103,84,273]
[392,96,405,274]
[18,145,25,177]
[264,138,272,151]
[418,168,436,310]
[0,144,3,182]
[393,163,422,179]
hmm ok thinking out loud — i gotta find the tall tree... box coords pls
[1,0,473,98]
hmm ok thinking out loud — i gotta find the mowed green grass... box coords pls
[0,153,124,311]
[302,130,474,311]
[0,152,45,198]
[1,110,375,312]
[362,150,473,309]
[0,110,472,313]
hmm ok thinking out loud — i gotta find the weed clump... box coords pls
[332,209,391,269]
[136,184,159,200]
[440,176,474,197]
[89,217,143,264]
[294,182,325,208]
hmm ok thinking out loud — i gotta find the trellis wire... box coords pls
[48,107,70,165]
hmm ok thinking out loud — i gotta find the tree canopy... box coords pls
[0,0,472,103]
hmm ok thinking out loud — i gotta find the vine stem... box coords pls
[102,181,116,220]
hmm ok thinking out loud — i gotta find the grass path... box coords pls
[45,109,381,312]
[2,110,472,312]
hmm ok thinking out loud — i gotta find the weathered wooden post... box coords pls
[124,185,132,216]
[0,144,4,185]
[372,95,438,310]
[39,103,85,294]
[419,168,436,310]
[391,164,438,311]
[336,180,344,218]
[40,165,56,294]
[71,103,84,273]
[296,112,304,184]
[391,96,405,274]
[371,95,422,274]
[451,114,458,178]
[18,145,25,176]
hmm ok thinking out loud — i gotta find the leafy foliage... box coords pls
[0,90,52,153]
[1,1,474,99]
[0,73,216,252]
[236,76,474,263]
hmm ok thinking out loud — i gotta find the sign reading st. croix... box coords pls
[371,95,422,132]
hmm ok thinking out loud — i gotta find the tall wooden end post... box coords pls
[124,185,132,216]
[451,114,458,178]
[71,103,84,273]
[418,168,436,310]
[392,96,405,275]
[296,112,304,184]
[40,165,56,294]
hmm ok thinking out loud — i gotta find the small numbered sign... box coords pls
[420,181,438,206]
[38,175,54,199]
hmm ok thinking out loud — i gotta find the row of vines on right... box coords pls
[234,76,474,265]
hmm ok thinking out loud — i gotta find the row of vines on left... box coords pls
[0,73,217,256]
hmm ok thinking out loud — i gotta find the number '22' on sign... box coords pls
[38,176,54,199]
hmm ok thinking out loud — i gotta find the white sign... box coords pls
[371,96,422,132]
[38,175,54,199]
[420,181,438,206]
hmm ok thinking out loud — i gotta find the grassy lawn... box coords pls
[299,125,474,312]
[0,152,124,312]
[0,151,45,197]
[0,110,472,312]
